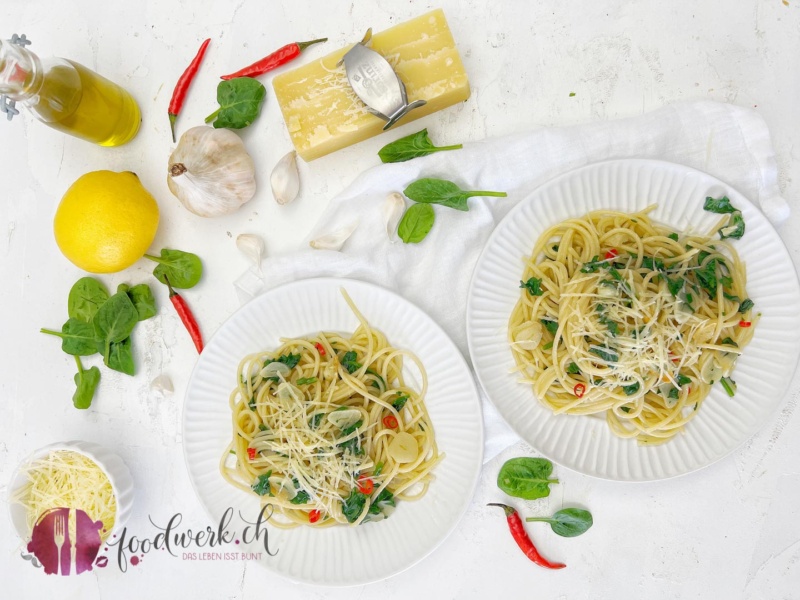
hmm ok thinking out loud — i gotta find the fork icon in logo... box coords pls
[53,514,65,575]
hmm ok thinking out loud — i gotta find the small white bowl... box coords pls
[7,441,134,542]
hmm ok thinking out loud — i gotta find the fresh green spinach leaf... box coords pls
[68,277,109,322]
[289,479,310,504]
[703,196,738,214]
[621,382,640,395]
[398,203,435,244]
[368,488,395,515]
[126,284,157,321]
[72,356,101,410]
[106,337,134,375]
[342,488,367,523]
[205,77,267,129]
[92,291,139,362]
[667,232,680,241]
[340,351,361,374]
[566,362,580,375]
[144,248,203,289]
[526,508,593,538]
[40,318,99,356]
[496,457,558,500]
[520,277,544,296]
[403,178,506,211]
[378,128,462,163]
[392,393,409,412]
[251,471,273,496]
[278,353,301,369]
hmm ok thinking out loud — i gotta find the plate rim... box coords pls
[466,158,800,482]
[182,276,484,586]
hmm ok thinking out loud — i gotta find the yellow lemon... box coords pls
[54,171,160,273]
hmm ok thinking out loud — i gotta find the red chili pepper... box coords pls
[308,509,321,524]
[315,342,326,356]
[168,38,211,142]
[488,503,566,569]
[357,475,374,495]
[573,383,586,398]
[604,249,618,260]
[739,320,752,328]
[247,447,256,460]
[383,415,399,429]
[164,276,204,353]
[220,38,327,80]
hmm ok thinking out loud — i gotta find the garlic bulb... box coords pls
[309,222,358,251]
[384,192,405,242]
[271,150,300,205]
[168,126,256,217]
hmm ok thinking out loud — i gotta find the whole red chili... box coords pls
[220,38,327,80]
[168,38,211,142]
[164,276,204,353]
[488,503,566,569]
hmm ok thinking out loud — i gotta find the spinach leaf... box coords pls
[496,457,559,500]
[289,479,310,504]
[205,77,267,129]
[566,362,581,375]
[72,356,101,410]
[721,337,739,347]
[106,337,134,375]
[696,258,718,296]
[368,488,395,515]
[342,488,367,523]
[676,374,692,387]
[126,284,157,321]
[309,413,324,429]
[526,508,593,538]
[589,346,619,363]
[68,277,109,322]
[296,377,318,385]
[338,419,363,455]
[703,196,737,214]
[365,369,385,389]
[278,353,301,369]
[378,128,462,163]
[621,382,640,396]
[520,277,544,296]
[392,393,409,412]
[739,298,754,313]
[144,248,203,289]
[619,406,632,413]
[340,351,361,374]
[641,256,666,272]
[398,203,435,244]
[403,178,507,212]
[667,232,680,241]
[373,462,384,477]
[668,387,680,400]
[540,319,558,336]
[92,291,139,362]
[580,256,604,273]
[251,471,273,496]
[718,211,745,240]
[40,318,99,356]
[666,276,684,297]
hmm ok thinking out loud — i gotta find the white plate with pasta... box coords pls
[466,159,800,481]
[183,278,483,585]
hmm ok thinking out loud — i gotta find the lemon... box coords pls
[54,171,160,273]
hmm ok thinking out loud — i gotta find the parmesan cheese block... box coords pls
[273,9,471,161]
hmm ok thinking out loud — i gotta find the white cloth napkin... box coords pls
[240,100,790,463]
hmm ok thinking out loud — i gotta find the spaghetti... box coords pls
[220,290,442,527]
[509,207,756,444]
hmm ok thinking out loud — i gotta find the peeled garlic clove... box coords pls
[236,234,265,269]
[513,322,544,350]
[260,362,291,380]
[168,126,256,218]
[309,222,357,251]
[388,432,419,463]
[150,374,174,397]
[271,150,300,205]
[384,192,405,242]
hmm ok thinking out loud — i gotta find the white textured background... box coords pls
[1,0,799,598]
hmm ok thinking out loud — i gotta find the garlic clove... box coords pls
[309,222,358,251]
[150,374,174,397]
[167,126,256,218]
[271,150,300,205]
[236,233,265,270]
[383,192,405,243]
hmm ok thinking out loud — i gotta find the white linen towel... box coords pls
[240,100,790,463]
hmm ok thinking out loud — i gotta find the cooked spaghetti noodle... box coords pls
[509,207,756,444]
[220,290,442,527]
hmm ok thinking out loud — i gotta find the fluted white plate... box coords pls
[467,159,800,481]
[183,278,483,586]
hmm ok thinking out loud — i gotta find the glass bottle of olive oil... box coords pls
[0,38,140,146]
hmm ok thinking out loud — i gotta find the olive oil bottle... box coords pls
[0,38,140,146]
